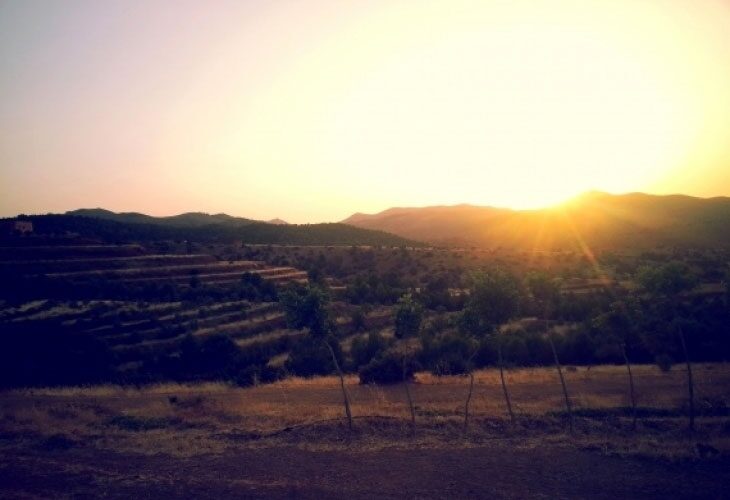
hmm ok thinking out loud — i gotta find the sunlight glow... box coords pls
[198,0,723,215]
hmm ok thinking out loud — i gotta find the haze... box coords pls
[1,0,729,222]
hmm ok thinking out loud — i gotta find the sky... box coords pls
[1,0,729,223]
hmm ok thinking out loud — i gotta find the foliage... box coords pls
[285,336,342,377]
[350,332,391,369]
[635,262,699,371]
[394,294,424,339]
[637,261,698,298]
[16,214,420,246]
[459,268,521,338]
[590,298,643,360]
[420,332,477,375]
[178,334,241,379]
[350,307,366,332]
[0,319,115,388]
[235,364,284,387]
[526,271,562,316]
[279,284,330,336]
[358,351,415,384]
[344,273,405,305]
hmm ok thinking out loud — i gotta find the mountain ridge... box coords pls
[341,191,730,250]
[4,211,420,247]
[66,208,255,227]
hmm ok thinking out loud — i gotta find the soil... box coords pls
[1,439,727,499]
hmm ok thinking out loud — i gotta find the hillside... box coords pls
[5,213,419,247]
[66,208,254,227]
[342,192,730,250]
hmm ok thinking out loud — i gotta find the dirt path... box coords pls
[1,442,727,499]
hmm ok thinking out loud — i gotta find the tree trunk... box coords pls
[620,343,637,430]
[548,332,573,433]
[325,340,353,431]
[497,342,515,423]
[464,371,475,432]
[677,325,695,432]
[402,356,416,435]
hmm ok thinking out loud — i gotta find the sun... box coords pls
[322,15,693,211]
[207,0,700,216]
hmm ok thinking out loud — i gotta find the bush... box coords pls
[0,320,115,388]
[106,415,181,431]
[350,332,390,369]
[285,337,341,377]
[359,352,414,384]
[235,364,285,386]
[351,307,366,332]
[179,334,240,380]
[37,434,76,451]
[420,332,474,375]
[655,353,673,372]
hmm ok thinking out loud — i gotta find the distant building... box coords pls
[0,220,33,235]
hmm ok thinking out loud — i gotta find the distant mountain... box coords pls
[342,192,730,250]
[267,218,289,225]
[8,211,419,247]
[66,209,254,227]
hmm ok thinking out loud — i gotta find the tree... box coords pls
[461,269,521,423]
[637,262,699,431]
[351,306,366,332]
[358,351,413,384]
[592,298,641,429]
[527,271,573,432]
[286,337,342,377]
[394,293,424,434]
[280,284,353,430]
[351,331,389,369]
[395,293,423,339]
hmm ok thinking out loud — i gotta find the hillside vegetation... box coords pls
[5,212,418,247]
[66,208,256,227]
[342,192,730,250]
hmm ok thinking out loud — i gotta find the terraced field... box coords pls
[0,243,399,385]
[19,298,272,346]
[0,244,314,377]
[1,244,308,287]
[0,296,396,367]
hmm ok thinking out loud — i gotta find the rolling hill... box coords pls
[66,208,255,227]
[342,192,730,250]
[5,212,420,247]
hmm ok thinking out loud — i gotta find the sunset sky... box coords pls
[1,0,729,223]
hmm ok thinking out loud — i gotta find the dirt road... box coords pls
[1,441,727,499]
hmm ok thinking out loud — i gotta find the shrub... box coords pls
[0,320,115,388]
[285,337,340,377]
[350,332,390,369]
[106,415,181,431]
[656,353,673,372]
[351,307,366,332]
[420,332,474,375]
[178,334,240,380]
[359,352,414,384]
[37,434,76,451]
[235,364,285,386]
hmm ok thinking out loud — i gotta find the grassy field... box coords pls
[1,364,729,497]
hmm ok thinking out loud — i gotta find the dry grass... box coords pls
[9,381,233,397]
[235,329,303,348]
[2,364,729,459]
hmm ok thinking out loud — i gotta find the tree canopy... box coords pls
[279,284,330,336]
[460,268,521,337]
